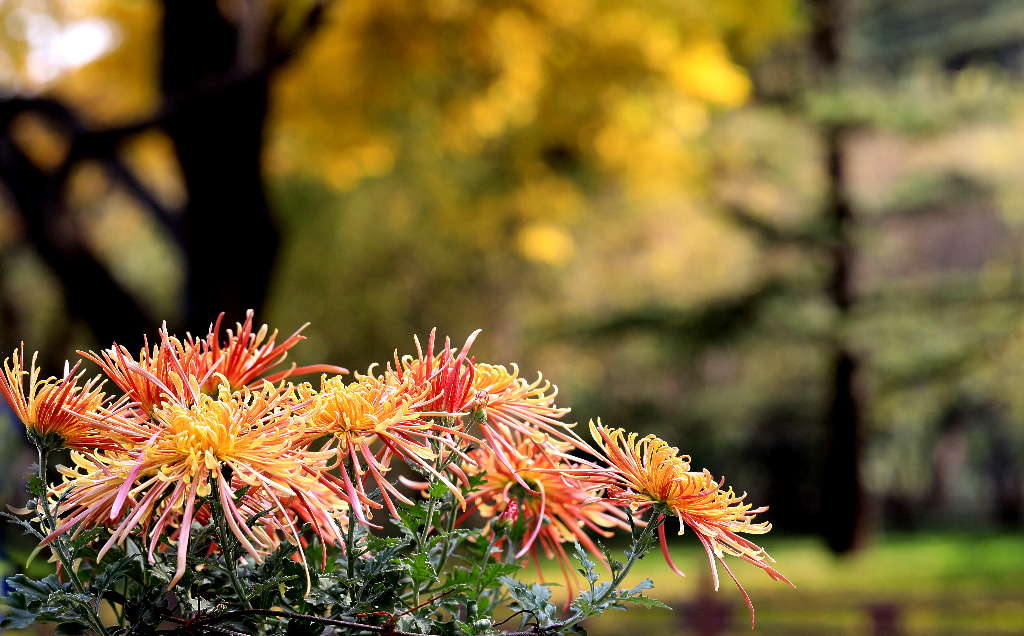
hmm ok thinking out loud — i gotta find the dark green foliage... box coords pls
[2,456,670,635]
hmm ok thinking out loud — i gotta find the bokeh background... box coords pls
[2,1,1024,634]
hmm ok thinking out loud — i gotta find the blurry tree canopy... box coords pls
[2,0,1024,552]
[0,0,800,356]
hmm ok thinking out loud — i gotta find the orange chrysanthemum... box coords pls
[469,363,571,442]
[585,421,793,626]
[10,319,792,623]
[389,330,583,495]
[81,311,346,413]
[299,370,474,525]
[461,426,629,600]
[48,379,342,588]
[79,326,211,414]
[0,345,118,450]
[389,329,480,415]
[199,310,347,389]
[388,330,573,443]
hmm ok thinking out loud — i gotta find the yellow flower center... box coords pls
[157,395,239,470]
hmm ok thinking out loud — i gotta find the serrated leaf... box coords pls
[402,552,437,586]
[619,595,672,610]
[499,577,556,626]
[93,553,138,599]
[26,474,45,498]
[68,526,107,552]
[625,578,655,595]
[571,542,599,586]
[6,574,68,600]
[462,472,487,495]
[250,573,300,597]
[428,481,450,499]
[397,500,429,535]
[0,606,38,629]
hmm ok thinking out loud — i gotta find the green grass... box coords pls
[520,532,1024,635]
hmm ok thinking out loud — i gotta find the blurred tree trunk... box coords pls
[0,4,326,356]
[0,108,153,352]
[811,0,867,554]
[160,1,279,333]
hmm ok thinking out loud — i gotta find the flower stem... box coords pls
[430,493,460,581]
[346,512,357,581]
[558,508,662,632]
[211,478,252,610]
[36,446,112,636]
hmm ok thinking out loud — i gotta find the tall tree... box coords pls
[0,1,328,349]
[811,0,866,554]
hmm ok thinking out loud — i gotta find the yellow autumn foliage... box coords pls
[0,0,800,350]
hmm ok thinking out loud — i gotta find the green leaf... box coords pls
[0,606,38,629]
[462,472,487,495]
[498,577,556,626]
[249,573,301,598]
[624,578,655,595]
[6,574,68,602]
[68,527,107,554]
[619,596,672,610]
[26,474,45,499]
[571,542,599,586]
[478,561,519,589]
[397,500,429,535]
[429,480,451,499]
[597,540,624,576]
[55,621,90,634]
[93,553,139,599]
[402,551,437,586]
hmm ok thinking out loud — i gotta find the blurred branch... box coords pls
[100,157,183,244]
[0,0,335,341]
[548,281,785,355]
[717,204,835,248]
[268,0,333,68]
[157,0,333,332]
[0,0,333,231]
[0,119,154,346]
[0,95,184,247]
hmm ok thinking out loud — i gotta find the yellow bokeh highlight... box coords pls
[669,40,751,107]
[517,223,575,266]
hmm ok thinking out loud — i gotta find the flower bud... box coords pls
[495,500,519,532]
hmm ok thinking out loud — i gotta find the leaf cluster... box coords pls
[2,457,671,636]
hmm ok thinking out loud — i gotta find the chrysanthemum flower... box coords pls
[298,371,473,524]
[390,330,582,493]
[468,363,586,482]
[46,379,342,588]
[584,421,793,626]
[391,330,574,444]
[200,310,347,389]
[79,327,212,414]
[461,426,630,600]
[0,345,119,450]
[389,329,480,414]
[469,363,571,441]
[81,311,346,413]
